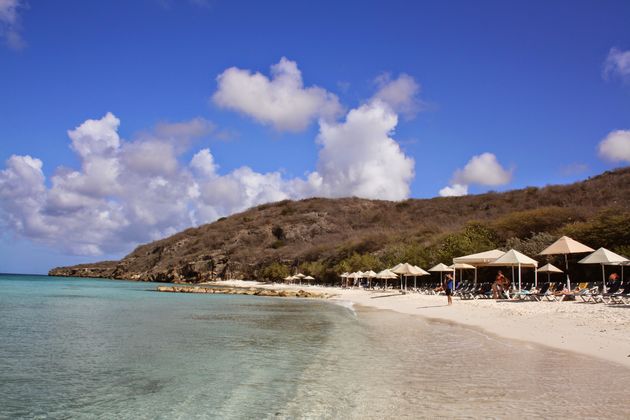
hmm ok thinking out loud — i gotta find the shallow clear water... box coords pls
[1,274,629,419]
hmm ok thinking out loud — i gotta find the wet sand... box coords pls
[211,280,630,368]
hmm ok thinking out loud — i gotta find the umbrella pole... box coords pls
[518,264,522,292]
[602,264,606,293]
[534,268,538,288]
[565,254,570,290]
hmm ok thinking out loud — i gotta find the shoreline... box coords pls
[209,280,630,368]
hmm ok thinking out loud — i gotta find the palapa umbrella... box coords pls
[391,263,426,291]
[294,273,306,285]
[364,270,377,289]
[377,269,398,289]
[488,249,538,291]
[340,272,350,287]
[539,236,594,290]
[578,248,629,293]
[537,263,563,287]
[429,263,454,286]
[411,265,430,290]
[303,275,315,285]
[283,275,294,283]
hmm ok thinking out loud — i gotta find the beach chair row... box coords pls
[576,281,630,304]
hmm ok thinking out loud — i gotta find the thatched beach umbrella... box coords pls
[377,269,398,289]
[578,248,628,293]
[539,236,594,290]
[339,271,350,287]
[364,270,377,289]
[303,275,315,285]
[411,265,430,290]
[391,263,426,291]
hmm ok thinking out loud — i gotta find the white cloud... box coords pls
[153,117,215,143]
[314,99,415,200]
[68,112,121,159]
[439,153,512,197]
[598,130,630,163]
[0,114,209,255]
[1,60,421,256]
[0,0,25,49]
[439,184,468,197]
[453,152,512,186]
[603,47,630,82]
[0,105,416,255]
[212,57,343,132]
[373,73,422,119]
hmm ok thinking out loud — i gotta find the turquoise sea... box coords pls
[1,274,629,419]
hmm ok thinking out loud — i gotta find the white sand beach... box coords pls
[211,280,630,368]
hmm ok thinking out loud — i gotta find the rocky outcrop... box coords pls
[156,285,329,299]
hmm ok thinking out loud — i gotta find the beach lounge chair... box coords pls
[530,282,552,301]
[458,283,474,300]
[608,282,630,304]
[473,282,493,299]
[560,282,592,301]
[595,281,623,304]
[454,281,469,297]
[512,283,535,300]
[578,283,603,303]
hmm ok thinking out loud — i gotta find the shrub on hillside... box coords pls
[562,209,630,252]
[435,222,498,263]
[259,262,290,282]
[492,207,583,240]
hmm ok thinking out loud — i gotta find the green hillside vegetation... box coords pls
[49,167,630,284]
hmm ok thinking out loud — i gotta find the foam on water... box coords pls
[1,274,629,419]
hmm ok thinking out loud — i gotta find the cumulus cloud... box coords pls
[0,0,25,49]
[212,57,343,132]
[439,153,512,197]
[0,114,216,255]
[0,104,415,254]
[598,130,630,163]
[373,73,422,119]
[603,47,630,82]
[438,184,468,197]
[1,60,420,256]
[314,100,415,200]
[453,153,512,186]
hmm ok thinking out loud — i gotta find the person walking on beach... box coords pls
[444,273,453,305]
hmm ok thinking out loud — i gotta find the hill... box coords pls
[49,168,630,283]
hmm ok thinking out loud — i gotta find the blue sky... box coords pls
[1,0,630,274]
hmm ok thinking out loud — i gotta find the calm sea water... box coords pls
[1,274,629,419]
